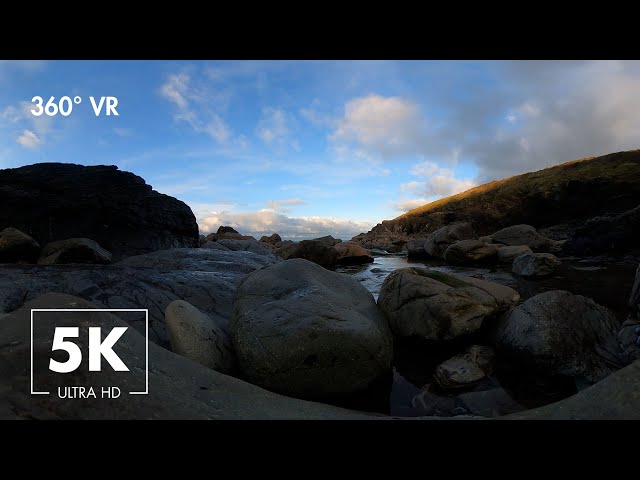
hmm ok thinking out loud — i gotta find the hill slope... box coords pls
[356,150,640,248]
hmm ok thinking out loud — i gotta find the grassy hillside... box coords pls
[362,150,640,241]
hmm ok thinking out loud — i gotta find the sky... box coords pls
[1,60,639,240]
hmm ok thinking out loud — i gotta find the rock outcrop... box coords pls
[0,163,199,260]
[0,247,280,349]
[444,240,500,265]
[489,224,558,252]
[334,241,374,265]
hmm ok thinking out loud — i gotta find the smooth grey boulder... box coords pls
[490,224,557,253]
[512,253,561,277]
[231,258,393,397]
[444,240,500,265]
[0,227,40,263]
[424,222,476,258]
[38,238,112,265]
[497,245,533,264]
[215,238,275,257]
[491,290,624,385]
[378,268,520,341]
[165,300,237,374]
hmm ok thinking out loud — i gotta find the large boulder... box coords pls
[0,293,377,419]
[562,205,640,257]
[334,241,374,265]
[165,300,237,374]
[424,222,476,259]
[406,238,428,259]
[0,227,40,263]
[0,248,280,349]
[489,224,557,252]
[490,290,624,386]
[512,253,561,277]
[38,238,112,265]
[275,240,338,267]
[230,259,393,398]
[444,240,500,265]
[497,245,533,264]
[378,268,520,341]
[0,163,199,260]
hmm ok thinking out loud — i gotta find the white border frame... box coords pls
[30,308,149,395]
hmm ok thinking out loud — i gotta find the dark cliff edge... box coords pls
[0,163,199,260]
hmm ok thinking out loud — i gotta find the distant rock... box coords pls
[497,245,533,264]
[0,227,40,263]
[276,239,338,268]
[490,224,558,253]
[198,235,207,246]
[217,226,239,235]
[260,233,282,244]
[38,238,112,265]
[512,253,561,277]
[334,241,374,265]
[433,345,496,389]
[215,238,275,257]
[312,235,341,247]
[378,268,520,341]
[424,222,476,259]
[231,259,393,398]
[0,163,199,260]
[165,300,237,374]
[491,290,624,385]
[444,240,500,265]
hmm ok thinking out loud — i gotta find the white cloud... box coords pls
[265,198,308,211]
[196,208,373,241]
[17,130,41,149]
[0,105,21,122]
[256,107,298,153]
[158,70,232,144]
[403,161,476,198]
[331,94,427,160]
[391,198,429,212]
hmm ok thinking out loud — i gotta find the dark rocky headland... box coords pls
[1,153,639,420]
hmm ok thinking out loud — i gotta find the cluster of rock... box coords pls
[405,222,564,278]
[199,227,375,268]
[378,265,636,416]
[0,227,113,265]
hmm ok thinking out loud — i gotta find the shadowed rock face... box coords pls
[0,163,199,260]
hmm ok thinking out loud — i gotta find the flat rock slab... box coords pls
[0,248,280,349]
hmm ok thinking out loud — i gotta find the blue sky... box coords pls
[1,60,639,239]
